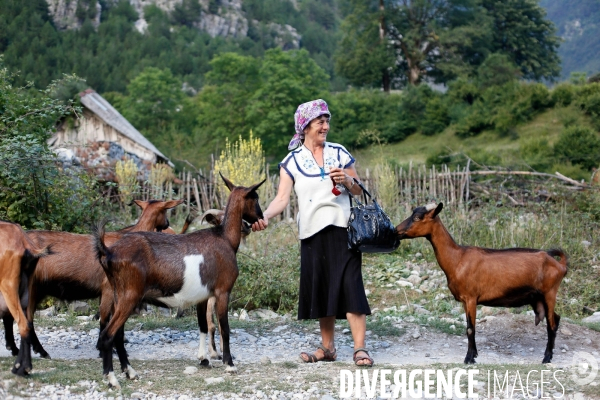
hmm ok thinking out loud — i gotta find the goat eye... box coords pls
[413,216,421,221]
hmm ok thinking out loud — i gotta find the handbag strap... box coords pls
[344,178,371,208]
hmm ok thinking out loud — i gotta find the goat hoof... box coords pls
[9,349,19,356]
[11,364,30,377]
[199,359,212,368]
[225,365,238,374]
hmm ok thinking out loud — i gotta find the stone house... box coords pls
[48,89,172,181]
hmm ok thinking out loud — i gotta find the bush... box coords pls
[553,126,600,171]
[520,138,553,172]
[551,83,575,107]
[421,96,450,136]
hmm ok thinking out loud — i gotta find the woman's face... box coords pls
[303,115,330,144]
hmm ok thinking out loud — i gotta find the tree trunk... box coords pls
[379,0,391,93]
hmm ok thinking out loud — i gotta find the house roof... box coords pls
[79,89,173,166]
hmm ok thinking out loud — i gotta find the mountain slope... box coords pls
[540,0,600,79]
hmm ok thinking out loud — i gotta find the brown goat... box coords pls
[0,220,50,376]
[396,203,568,364]
[94,175,264,388]
[0,199,183,373]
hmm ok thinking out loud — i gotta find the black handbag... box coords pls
[345,179,400,253]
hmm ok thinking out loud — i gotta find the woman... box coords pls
[252,99,374,366]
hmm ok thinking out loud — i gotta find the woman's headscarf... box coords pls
[288,99,331,150]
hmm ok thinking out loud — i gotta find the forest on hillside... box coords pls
[2,0,600,230]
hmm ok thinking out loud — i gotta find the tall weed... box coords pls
[213,132,267,200]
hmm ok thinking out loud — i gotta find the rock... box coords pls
[560,343,569,351]
[159,307,171,317]
[248,309,279,320]
[561,327,573,336]
[69,301,90,314]
[321,395,336,400]
[479,306,495,316]
[46,0,101,31]
[582,312,600,323]
[342,328,350,334]
[407,275,422,286]
[260,356,271,365]
[239,309,249,320]
[272,325,288,333]
[412,329,421,339]
[205,377,225,384]
[183,366,197,375]
[89,328,100,336]
[36,306,55,318]
[130,393,144,399]
[395,280,414,288]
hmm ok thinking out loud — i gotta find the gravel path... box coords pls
[1,311,599,399]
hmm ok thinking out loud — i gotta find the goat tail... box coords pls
[180,213,196,234]
[92,219,110,271]
[20,227,52,260]
[547,248,568,274]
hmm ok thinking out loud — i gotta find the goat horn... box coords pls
[199,209,224,223]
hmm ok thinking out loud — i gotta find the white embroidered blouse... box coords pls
[279,142,355,239]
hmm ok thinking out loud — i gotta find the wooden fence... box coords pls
[133,162,590,223]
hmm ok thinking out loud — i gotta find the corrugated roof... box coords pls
[79,89,173,166]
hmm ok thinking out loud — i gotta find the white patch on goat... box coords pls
[157,254,211,309]
[197,331,207,361]
[425,203,437,211]
[106,371,121,389]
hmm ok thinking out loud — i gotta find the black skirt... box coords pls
[298,225,371,320]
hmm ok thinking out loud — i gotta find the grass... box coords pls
[3,357,598,399]
[353,105,595,171]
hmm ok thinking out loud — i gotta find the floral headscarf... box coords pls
[288,99,331,150]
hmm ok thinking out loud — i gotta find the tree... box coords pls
[0,62,100,230]
[482,0,561,81]
[194,53,261,152]
[336,0,560,87]
[121,67,186,141]
[335,1,396,91]
[246,48,330,161]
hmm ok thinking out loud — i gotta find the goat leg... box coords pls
[29,323,50,358]
[543,295,560,364]
[2,315,19,356]
[12,322,33,376]
[463,300,478,364]
[196,301,211,367]
[215,293,236,373]
[207,297,222,360]
[114,325,136,380]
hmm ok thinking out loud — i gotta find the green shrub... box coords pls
[551,83,575,106]
[421,96,450,136]
[553,126,600,171]
[520,138,553,172]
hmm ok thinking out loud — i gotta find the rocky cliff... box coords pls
[45,0,300,48]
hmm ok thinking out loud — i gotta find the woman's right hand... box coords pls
[252,216,269,232]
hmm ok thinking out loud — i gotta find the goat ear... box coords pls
[433,203,443,218]
[163,199,184,209]
[220,173,235,192]
[248,178,266,194]
[133,200,148,210]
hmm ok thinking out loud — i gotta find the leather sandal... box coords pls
[300,344,337,363]
[353,348,374,367]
